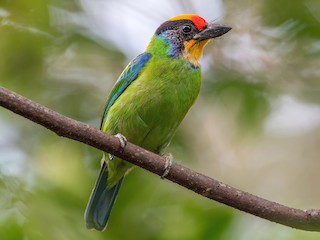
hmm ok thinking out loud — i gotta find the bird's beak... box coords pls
[193,23,231,41]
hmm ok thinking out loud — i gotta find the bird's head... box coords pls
[150,14,231,67]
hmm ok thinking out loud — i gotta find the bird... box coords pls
[84,14,231,231]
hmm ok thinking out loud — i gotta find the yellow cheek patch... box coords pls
[183,39,209,67]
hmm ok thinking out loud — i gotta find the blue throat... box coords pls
[156,33,199,69]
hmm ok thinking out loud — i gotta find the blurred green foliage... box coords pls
[262,0,320,38]
[1,0,320,239]
[204,73,270,131]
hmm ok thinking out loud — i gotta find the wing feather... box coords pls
[100,52,151,129]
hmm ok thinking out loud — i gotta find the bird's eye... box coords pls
[182,25,193,34]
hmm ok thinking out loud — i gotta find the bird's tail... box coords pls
[84,161,123,231]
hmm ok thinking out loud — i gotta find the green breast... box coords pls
[104,56,201,153]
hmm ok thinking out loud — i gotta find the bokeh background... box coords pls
[1,0,320,239]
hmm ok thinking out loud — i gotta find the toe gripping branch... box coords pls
[161,153,173,179]
[115,133,127,150]
[109,133,128,161]
[110,133,172,179]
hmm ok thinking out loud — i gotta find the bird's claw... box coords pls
[161,153,173,179]
[109,133,127,161]
[115,133,127,149]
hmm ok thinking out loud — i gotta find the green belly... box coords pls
[102,58,201,187]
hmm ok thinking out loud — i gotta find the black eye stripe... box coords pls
[182,24,193,34]
[155,19,198,35]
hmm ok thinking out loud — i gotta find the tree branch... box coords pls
[0,86,320,231]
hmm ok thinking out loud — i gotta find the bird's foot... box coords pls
[115,133,127,149]
[109,133,127,161]
[161,153,173,179]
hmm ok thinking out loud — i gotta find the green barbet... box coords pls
[85,14,231,231]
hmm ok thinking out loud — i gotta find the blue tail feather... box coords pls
[84,162,123,231]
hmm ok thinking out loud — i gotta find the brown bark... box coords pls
[1,86,320,231]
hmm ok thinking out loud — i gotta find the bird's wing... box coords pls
[100,52,152,129]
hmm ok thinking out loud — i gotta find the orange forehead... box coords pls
[169,14,208,31]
